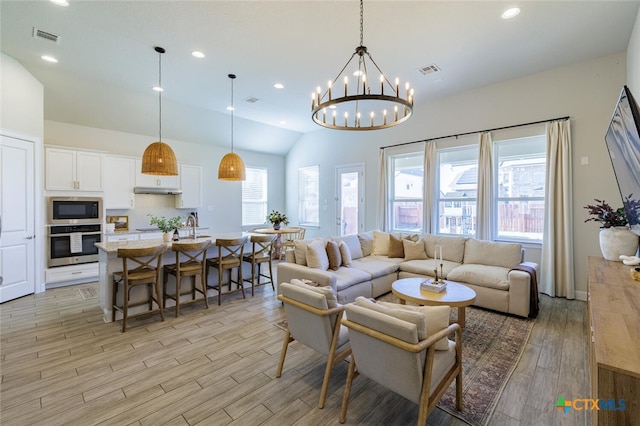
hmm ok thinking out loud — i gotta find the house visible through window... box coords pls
[299,165,319,226]
[494,135,546,242]
[437,146,479,236]
[389,153,424,232]
[242,167,268,226]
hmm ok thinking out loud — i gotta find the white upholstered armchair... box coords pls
[339,298,462,425]
[276,280,351,409]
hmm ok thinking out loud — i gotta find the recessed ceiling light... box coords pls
[191,51,205,59]
[226,106,235,111]
[152,86,163,92]
[50,0,69,6]
[280,121,287,125]
[41,55,58,63]
[274,83,284,89]
[501,7,521,19]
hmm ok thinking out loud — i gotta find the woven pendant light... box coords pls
[141,46,178,176]
[218,74,246,181]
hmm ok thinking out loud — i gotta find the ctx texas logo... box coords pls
[555,397,626,413]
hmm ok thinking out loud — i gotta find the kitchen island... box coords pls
[95,232,251,323]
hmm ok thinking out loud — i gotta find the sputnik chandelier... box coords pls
[311,0,414,131]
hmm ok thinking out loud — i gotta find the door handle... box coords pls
[26,235,35,240]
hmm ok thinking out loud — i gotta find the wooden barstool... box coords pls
[242,234,276,296]
[163,239,212,317]
[112,245,167,332]
[206,236,248,305]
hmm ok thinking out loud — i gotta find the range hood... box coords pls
[133,187,182,195]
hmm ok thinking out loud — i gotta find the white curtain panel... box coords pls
[378,149,388,231]
[476,132,493,240]
[423,141,437,234]
[541,119,575,298]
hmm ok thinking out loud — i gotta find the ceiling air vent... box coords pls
[244,97,260,104]
[417,64,441,76]
[32,27,61,44]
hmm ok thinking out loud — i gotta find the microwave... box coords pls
[48,197,103,225]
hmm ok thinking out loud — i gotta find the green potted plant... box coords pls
[266,210,289,230]
[584,198,639,261]
[148,214,183,241]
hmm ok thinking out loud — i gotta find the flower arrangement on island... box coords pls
[148,214,183,233]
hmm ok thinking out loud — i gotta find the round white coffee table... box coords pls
[391,277,477,327]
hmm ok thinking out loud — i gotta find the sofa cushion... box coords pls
[337,234,363,260]
[326,240,342,271]
[372,231,391,256]
[288,278,338,308]
[338,240,353,267]
[352,256,401,279]
[447,264,510,291]
[358,231,374,257]
[377,301,451,350]
[423,234,467,263]
[403,239,427,260]
[463,239,522,268]
[399,259,461,278]
[333,268,372,292]
[388,234,405,258]
[306,239,329,270]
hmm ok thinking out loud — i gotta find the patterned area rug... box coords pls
[376,292,535,426]
[78,284,98,300]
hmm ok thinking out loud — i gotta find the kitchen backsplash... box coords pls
[106,194,197,231]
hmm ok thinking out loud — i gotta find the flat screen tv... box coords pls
[604,85,640,236]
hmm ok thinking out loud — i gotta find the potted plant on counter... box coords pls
[584,197,639,261]
[266,210,289,230]
[148,214,183,242]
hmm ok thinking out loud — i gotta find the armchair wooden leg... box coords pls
[276,330,293,378]
[339,356,357,423]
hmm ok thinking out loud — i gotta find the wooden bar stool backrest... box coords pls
[248,234,276,261]
[171,240,212,274]
[215,236,248,267]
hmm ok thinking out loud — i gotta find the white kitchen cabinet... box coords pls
[175,164,202,209]
[135,159,179,189]
[46,147,103,191]
[105,233,139,242]
[104,156,135,209]
[45,263,99,285]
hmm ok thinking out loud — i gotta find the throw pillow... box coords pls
[358,231,374,257]
[326,240,342,271]
[388,234,405,258]
[340,234,363,260]
[294,240,309,266]
[378,301,450,350]
[289,279,338,308]
[372,230,391,256]
[306,239,329,271]
[355,297,427,341]
[338,240,353,267]
[403,239,427,260]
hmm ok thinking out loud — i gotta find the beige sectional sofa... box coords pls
[277,231,538,318]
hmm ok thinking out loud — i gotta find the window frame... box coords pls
[241,166,268,227]
[298,165,320,227]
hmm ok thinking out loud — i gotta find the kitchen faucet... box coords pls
[186,214,197,239]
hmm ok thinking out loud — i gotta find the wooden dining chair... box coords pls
[280,226,306,258]
[163,239,212,317]
[206,236,249,305]
[242,234,276,296]
[112,244,167,332]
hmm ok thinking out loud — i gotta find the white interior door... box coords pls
[335,164,364,236]
[0,135,36,303]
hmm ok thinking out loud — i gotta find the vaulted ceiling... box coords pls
[2,1,639,155]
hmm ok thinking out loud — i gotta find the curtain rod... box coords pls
[380,115,570,150]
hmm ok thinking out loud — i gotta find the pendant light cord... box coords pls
[229,74,236,153]
[158,50,162,142]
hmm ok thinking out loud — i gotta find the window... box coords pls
[494,136,546,242]
[299,165,319,226]
[242,167,268,226]
[436,146,479,236]
[389,152,424,232]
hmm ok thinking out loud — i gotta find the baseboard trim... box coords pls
[575,290,587,301]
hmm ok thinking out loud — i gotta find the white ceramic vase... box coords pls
[162,232,172,243]
[599,227,639,261]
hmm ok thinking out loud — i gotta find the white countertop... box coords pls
[95,231,250,254]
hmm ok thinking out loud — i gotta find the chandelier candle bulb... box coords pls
[394,105,398,121]
[370,111,374,126]
[344,76,348,96]
[362,74,366,94]
[323,108,326,123]
[395,78,400,96]
[380,75,384,94]
[333,110,336,126]
[383,109,387,125]
[344,112,348,127]
[328,80,332,100]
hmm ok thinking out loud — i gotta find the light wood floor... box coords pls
[1,280,588,426]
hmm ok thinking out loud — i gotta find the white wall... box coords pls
[44,121,285,233]
[0,51,45,292]
[287,53,627,298]
[627,6,640,95]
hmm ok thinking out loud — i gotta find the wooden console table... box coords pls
[587,256,640,425]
